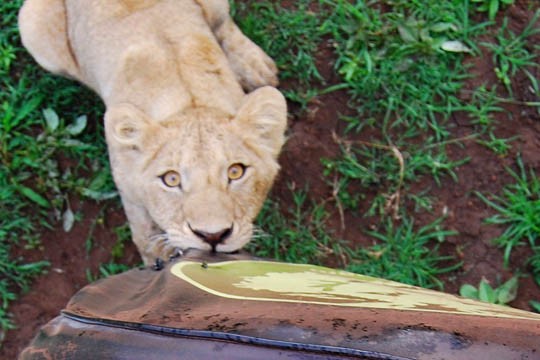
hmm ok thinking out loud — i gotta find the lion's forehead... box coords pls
[140,126,250,176]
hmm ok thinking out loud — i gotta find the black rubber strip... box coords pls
[61,311,413,360]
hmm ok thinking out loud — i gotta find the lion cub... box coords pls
[19,0,287,265]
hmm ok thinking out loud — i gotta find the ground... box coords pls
[1,0,539,358]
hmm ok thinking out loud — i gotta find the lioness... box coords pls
[19,0,287,265]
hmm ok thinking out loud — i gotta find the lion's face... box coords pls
[105,87,286,253]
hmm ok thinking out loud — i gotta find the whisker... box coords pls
[251,226,270,240]
[149,233,168,242]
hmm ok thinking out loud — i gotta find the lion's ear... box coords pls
[104,103,152,150]
[234,86,287,158]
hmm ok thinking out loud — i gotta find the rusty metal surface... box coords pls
[20,250,540,359]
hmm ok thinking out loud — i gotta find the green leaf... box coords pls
[496,276,519,304]
[430,22,458,33]
[441,40,472,53]
[66,115,87,135]
[530,300,540,313]
[43,108,59,132]
[18,186,50,208]
[81,188,118,201]
[459,284,479,299]
[397,23,417,43]
[87,170,109,191]
[489,0,500,21]
[62,208,75,232]
[60,139,90,148]
[13,96,42,128]
[478,279,496,303]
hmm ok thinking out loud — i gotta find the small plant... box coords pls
[232,0,327,105]
[321,0,479,135]
[477,132,517,156]
[460,85,503,131]
[318,0,480,222]
[0,0,107,330]
[477,158,540,267]
[459,276,518,305]
[324,137,468,215]
[530,300,540,313]
[346,216,459,289]
[250,187,348,266]
[86,262,132,283]
[471,0,514,21]
[482,10,540,94]
[111,223,132,259]
[528,246,540,287]
[0,254,49,330]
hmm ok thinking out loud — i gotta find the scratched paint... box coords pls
[172,260,540,321]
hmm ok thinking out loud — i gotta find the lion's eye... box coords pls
[227,163,246,181]
[160,170,181,188]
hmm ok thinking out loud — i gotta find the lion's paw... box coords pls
[144,234,184,268]
[226,41,279,91]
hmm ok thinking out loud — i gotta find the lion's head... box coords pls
[105,86,287,253]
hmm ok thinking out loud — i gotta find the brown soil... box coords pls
[2,1,539,358]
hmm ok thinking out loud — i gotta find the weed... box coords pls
[477,158,540,267]
[472,0,515,21]
[86,262,132,283]
[346,216,459,289]
[482,10,540,95]
[0,0,109,330]
[319,0,478,220]
[528,247,540,287]
[530,300,540,313]
[250,187,348,266]
[232,0,326,85]
[324,137,468,214]
[459,276,518,305]
[321,0,480,135]
[461,86,503,131]
[0,250,48,330]
[111,223,132,260]
[477,132,517,156]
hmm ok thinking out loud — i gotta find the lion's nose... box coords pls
[190,225,233,250]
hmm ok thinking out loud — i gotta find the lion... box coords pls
[18,0,287,266]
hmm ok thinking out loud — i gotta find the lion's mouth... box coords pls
[188,223,234,252]
[162,222,253,256]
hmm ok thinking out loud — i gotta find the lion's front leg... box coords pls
[194,0,279,91]
[19,0,81,80]
[122,199,181,267]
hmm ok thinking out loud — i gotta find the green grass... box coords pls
[315,0,488,221]
[477,158,540,268]
[251,187,348,265]
[252,189,459,289]
[460,276,519,305]
[472,0,515,21]
[0,0,112,331]
[232,0,328,107]
[481,9,540,95]
[323,138,469,214]
[86,262,133,283]
[346,216,459,289]
[239,0,539,302]
[321,0,484,134]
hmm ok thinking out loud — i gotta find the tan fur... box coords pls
[19,0,287,265]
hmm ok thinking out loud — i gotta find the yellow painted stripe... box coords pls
[171,260,540,321]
